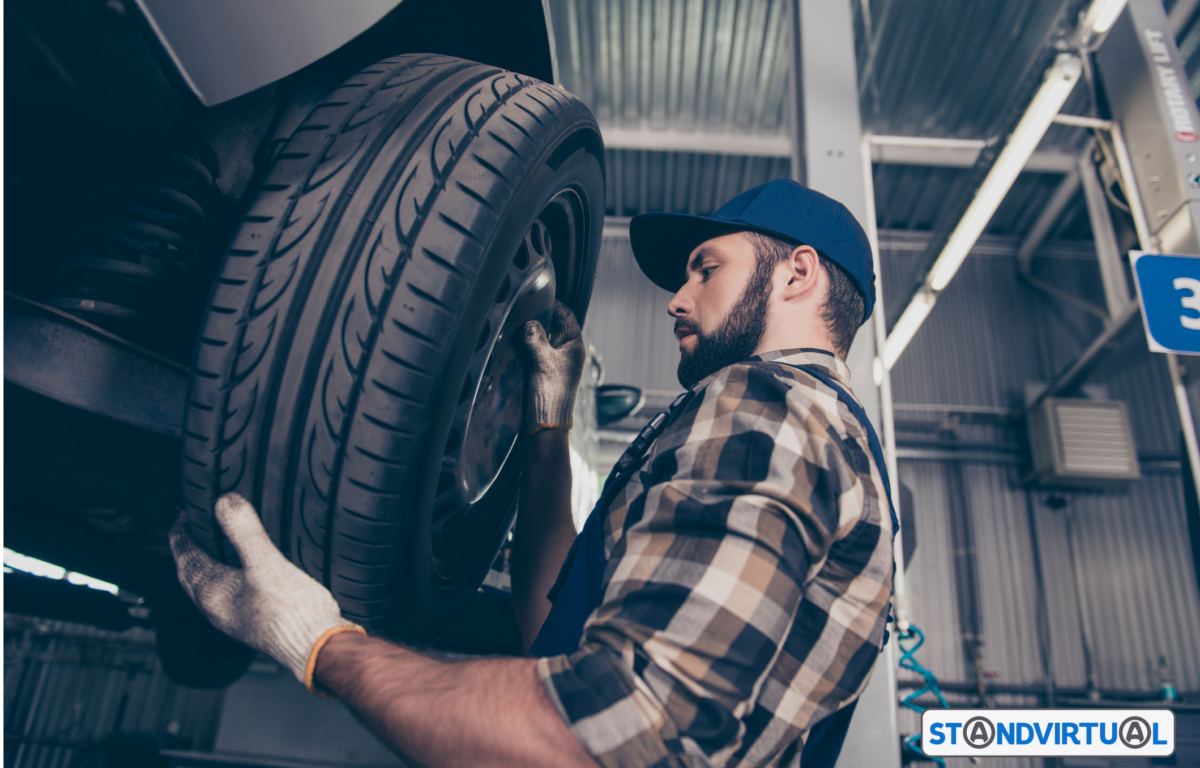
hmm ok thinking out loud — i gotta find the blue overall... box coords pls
[529,364,900,767]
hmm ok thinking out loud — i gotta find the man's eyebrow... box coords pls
[687,246,720,273]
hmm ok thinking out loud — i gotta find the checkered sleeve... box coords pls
[536,362,879,767]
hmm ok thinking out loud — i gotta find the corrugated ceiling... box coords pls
[551,0,791,133]
[854,0,1080,142]
[545,0,1196,240]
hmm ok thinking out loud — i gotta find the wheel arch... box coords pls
[141,0,558,108]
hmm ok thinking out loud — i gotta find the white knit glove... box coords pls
[522,301,585,435]
[169,493,362,692]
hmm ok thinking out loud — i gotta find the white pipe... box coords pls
[1109,123,1155,248]
[1052,114,1114,130]
[861,135,910,633]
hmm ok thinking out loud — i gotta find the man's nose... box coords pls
[667,285,692,317]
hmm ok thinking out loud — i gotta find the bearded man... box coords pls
[171,179,897,768]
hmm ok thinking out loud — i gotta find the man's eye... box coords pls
[700,266,715,280]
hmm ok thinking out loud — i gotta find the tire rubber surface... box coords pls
[181,54,603,640]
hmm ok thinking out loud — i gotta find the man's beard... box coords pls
[676,261,774,389]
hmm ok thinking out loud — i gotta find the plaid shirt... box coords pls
[536,349,894,767]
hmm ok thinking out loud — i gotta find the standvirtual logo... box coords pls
[921,709,1174,757]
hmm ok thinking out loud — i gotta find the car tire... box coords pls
[181,53,603,643]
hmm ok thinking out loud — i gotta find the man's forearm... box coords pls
[511,429,577,649]
[315,632,596,768]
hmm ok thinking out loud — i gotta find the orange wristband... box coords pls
[525,422,573,437]
[305,624,366,698]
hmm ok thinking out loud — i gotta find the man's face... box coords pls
[668,232,777,389]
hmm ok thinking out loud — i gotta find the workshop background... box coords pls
[6,0,1200,767]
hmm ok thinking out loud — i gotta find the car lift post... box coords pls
[788,1,903,765]
[1095,0,1200,512]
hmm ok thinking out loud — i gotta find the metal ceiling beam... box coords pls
[599,126,791,157]
[600,125,1077,171]
[1023,302,1141,414]
[4,294,188,438]
[871,141,1077,172]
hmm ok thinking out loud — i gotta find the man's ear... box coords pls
[781,245,822,300]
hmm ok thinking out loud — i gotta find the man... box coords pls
[171,179,896,768]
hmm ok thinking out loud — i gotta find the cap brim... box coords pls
[629,212,750,293]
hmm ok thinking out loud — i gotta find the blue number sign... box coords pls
[1130,251,1200,356]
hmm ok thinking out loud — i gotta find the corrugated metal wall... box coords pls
[3,617,224,768]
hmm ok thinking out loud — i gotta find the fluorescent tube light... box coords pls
[884,291,936,370]
[66,572,120,595]
[927,55,1082,291]
[4,547,120,595]
[4,548,66,580]
[1082,0,1127,33]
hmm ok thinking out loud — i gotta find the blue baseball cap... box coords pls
[629,179,876,321]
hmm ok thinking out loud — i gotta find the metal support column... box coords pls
[789,2,900,765]
[790,0,879,425]
[1112,119,1200,513]
[861,136,910,635]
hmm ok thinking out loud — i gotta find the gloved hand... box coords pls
[521,300,585,436]
[169,493,363,694]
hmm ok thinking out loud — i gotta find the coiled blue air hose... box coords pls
[898,625,948,767]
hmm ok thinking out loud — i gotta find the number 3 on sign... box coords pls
[1176,277,1200,329]
[1130,251,1200,355]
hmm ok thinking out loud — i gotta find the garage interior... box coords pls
[6,0,1200,766]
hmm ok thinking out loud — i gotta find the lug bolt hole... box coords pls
[476,320,491,351]
[433,501,456,523]
[494,274,511,304]
[530,224,545,255]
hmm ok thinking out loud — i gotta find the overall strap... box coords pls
[527,390,695,658]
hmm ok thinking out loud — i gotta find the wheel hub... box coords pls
[431,220,556,568]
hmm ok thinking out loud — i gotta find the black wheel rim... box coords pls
[429,187,587,582]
